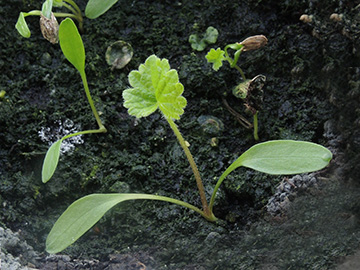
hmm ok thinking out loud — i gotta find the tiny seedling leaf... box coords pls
[85,0,118,19]
[189,34,207,51]
[15,13,31,38]
[203,26,219,44]
[41,0,53,19]
[59,18,85,73]
[205,48,225,71]
[227,140,332,176]
[46,193,194,253]
[123,55,187,120]
[42,139,62,183]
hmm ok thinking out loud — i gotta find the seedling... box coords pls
[206,35,268,140]
[189,26,219,51]
[41,18,106,183]
[15,0,119,42]
[45,55,332,253]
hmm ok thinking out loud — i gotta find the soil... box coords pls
[1,0,360,269]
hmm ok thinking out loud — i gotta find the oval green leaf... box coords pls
[85,0,118,19]
[46,193,200,253]
[42,139,62,183]
[233,140,332,175]
[123,54,187,120]
[15,13,31,38]
[59,18,85,72]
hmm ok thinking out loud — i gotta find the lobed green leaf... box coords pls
[58,18,85,73]
[123,55,187,120]
[205,48,225,71]
[85,0,118,19]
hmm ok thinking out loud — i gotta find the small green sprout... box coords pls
[15,0,119,42]
[41,18,106,183]
[206,35,268,140]
[45,55,332,254]
[189,26,219,51]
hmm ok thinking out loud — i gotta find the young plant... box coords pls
[189,26,219,51]
[45,55,332,254]
[15,0,118,42]
[206,35,268,140]
[41,18,107,183]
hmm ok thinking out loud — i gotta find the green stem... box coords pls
[79,71,107,132]
[253,111,259,141]
[62,0,83,31]
[209,162,240,211]
[61,128,106,141]
[166,118,215,220]
[129,194,212,220]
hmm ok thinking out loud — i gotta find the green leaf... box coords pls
[205,48,225,71]
[59,18,85,72]
[42,139,62,183]
[123,54,187,120]
[15,13,31,38]
[46,193,200,253]
[203,26,219,44]
[189,34,207,51]
[85,0,118,19]
[229,140,332,176]
[210,140,332,209]
[41,0,53,19]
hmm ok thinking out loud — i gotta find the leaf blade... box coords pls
[233,140,332,175]
[46,193,196,253]
[15,12,31,38]
[123,55,187,120]
[58,18,85,72]
[42,139,62,183]
[85,0,118,19]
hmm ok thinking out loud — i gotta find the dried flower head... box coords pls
[40,12,59,44]
[239,35,268,52]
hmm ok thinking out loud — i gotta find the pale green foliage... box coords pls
[189,26,219,51]
[123,55,187,120]
[46,193,203,253]
[41,0,53,19]
[42,139,62,183]
[85,0,118,19]
[59,18,85,73]
[205,48,225,71]
[15,13,31,38]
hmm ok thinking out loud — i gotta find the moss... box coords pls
[1,0,360,269]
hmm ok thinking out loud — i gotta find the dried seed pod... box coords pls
[40,12,59,44]
[239,35,268,52]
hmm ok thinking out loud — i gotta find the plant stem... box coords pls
[80,72,107,132]
[167,119,215,220]
[253,111,259,141]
